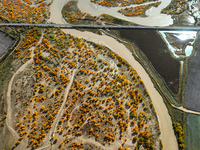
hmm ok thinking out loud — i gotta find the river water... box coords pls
[48,0,173,26]
[77,0,173,26]
[49,0,178,149]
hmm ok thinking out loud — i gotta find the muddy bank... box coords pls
[119,29,180,94]
[0,32,14,56]
[184,32,200,112]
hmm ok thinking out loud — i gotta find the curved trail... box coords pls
[6,58,33,140]
[35,70,77,150]
[49,1,178,150]
[49,70,77,138]
[6,35,43,149]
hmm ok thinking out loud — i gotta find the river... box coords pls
[48,0,173,26]
[49,0,178,150]
[77,0,173,26]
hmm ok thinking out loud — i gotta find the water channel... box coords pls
[77,0,173,26]
[49,0,181,149]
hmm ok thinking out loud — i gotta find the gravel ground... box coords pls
[0,32,14,56]
[184,32,200,112]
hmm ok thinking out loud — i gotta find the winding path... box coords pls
[6,58,33,141]
[49,1,179,150]
[4,0,198,149]
[35,70,77,150]
[50,69,77,137]
[5,0,189,150]
[6,35,43,149]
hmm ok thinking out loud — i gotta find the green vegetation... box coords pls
[187,114,200,150]
[173,122,185,149]
[0,37,19,127]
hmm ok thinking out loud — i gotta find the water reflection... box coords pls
[175,31,196,41]
[159,31,197,58]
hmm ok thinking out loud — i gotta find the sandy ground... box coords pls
[38,70,77,150]
[47,1,179,150]
[6,36,43,150]
[6,57,33,149]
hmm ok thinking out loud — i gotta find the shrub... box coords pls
[117,62,122,67]
[97,59,102,63]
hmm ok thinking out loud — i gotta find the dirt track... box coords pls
[6,57,33,148]
[49,1,178,149]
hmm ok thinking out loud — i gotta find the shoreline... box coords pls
[77,0,173,26]
[49,1,178,150]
